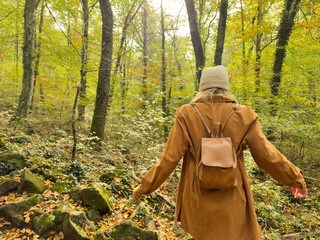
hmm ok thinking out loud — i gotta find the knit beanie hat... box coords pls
[199,65,229,91]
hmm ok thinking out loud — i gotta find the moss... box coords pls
[33,213,56,236]
[52,180,72,192]
[18,170,45,194]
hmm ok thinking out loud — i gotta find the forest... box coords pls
[0,0,319,239]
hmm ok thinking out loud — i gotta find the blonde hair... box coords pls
[190,88,234,103]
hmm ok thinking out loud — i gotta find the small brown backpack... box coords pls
[191,103,240,190]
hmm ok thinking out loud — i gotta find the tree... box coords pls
[90,0,113,141]
[31,0,45,109]
[15,0,40,119]
[185,0,205,89]
[160,0,168,139]
[271,0,301,96]
[214,0,228,66]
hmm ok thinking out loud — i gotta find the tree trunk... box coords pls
[142,3,148,107]
[255,0,263,90]
[214,0,228,66]
[78,0,89,121]
[161,0,168,140]
[108,0,140,109]
[90,0,113,141]
[15,0,39,119]
[185,0,205,90]
[31,0,45,110]
[271,0,301,96]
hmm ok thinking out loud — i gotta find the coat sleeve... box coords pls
[137,107,190,196]
[245,117,307,190]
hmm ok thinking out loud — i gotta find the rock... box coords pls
[87,209,102,222]
[99,170,125,184]
[69,187,82,202]
[0,194,44,227]
[33,213,56,236]
[79,183,112,214]
[0,178,20,195]
[95,230,109,240]
[53,203,96,240]
[109,220,158,240]
[62,211,96,240]
[18,170,45,194]
[134,205,156,229]
[0,151,26,175]
[52,180,73,192]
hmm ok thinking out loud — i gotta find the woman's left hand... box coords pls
[132,186,142,203]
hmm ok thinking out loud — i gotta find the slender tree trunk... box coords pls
[160,0,168,140]
[240,0,246,72]
[108,0,140,108]
[15,0,39,119]
[78,0,89,121]
[271,0,301,96]
[121,61,127,114]
[30,0,45,110]
[90,0,113,141]
[142,3,148,106]
[185,0,205,90]
[15,0,20,85]
[214,0,228,66]
[255,0,263,90]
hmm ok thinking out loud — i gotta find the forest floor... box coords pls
[0,108,319,240]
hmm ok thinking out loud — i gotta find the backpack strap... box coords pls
[190,103,214,138]
[190,103,240,138]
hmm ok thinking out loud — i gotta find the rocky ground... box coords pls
[0,110,188,240]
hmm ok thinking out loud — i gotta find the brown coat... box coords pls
[136,95,306,240]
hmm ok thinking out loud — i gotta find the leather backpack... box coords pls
[191,103,239,190]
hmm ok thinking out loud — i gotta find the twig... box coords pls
[131,172,176,209]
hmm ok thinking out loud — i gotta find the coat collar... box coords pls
[194,95,237,103]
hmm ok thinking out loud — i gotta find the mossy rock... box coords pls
[33,213,56,236]
[52,180,73,192]
[18,169,45,194]
[0,178,20,195]
[79,183,112,214]
[0,151,26,175]
[0,194,44,227]
[109,220,158,240]
[99,170,126,184]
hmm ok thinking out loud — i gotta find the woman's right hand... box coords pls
[291,187,307,198]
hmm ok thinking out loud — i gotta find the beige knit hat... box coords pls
[199,65,229,91]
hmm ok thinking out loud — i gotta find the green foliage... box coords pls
[64,162,86,181]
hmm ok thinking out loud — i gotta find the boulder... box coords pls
[0,194,44,227]
[0,178,20,195]
[52,180,73,192]
[18,170,45,194]
[109,220,158,240]
[134,205,156,229]
[32,213,56,236]
[53,204,96,240]
[79,184,112,214]
[0,151,26,175]
[87,209,102,222]
[99,170,125,184]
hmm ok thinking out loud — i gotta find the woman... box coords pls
[132,65,307,240]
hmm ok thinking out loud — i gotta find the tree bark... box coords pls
[271,0,301,96]
[15,0,39,119]
[90,0,113,141]
[31,0,45,110]
[185,0,205,90]
[161,0,168,140]
[78,0,89,121]
[214,0,228,66]
[255,0,263,90]
[142,3,148,107]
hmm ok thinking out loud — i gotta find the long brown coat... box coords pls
[135,95,307,240]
